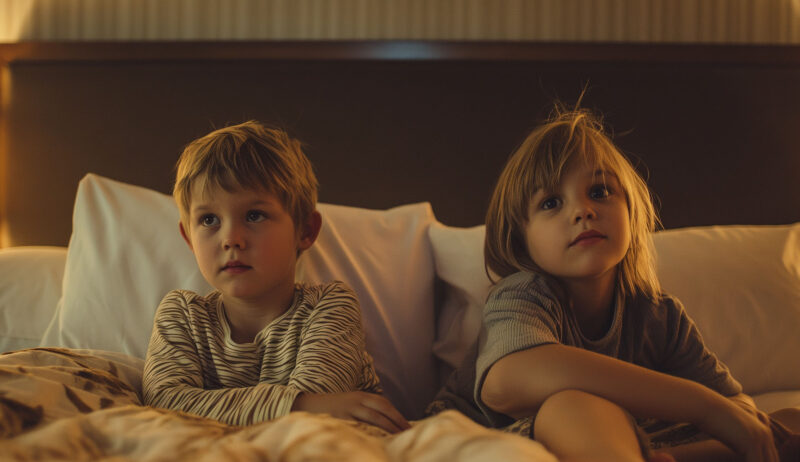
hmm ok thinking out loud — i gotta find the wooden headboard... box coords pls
[2,41,800,247]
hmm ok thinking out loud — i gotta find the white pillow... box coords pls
[652,224,800,395]
[429,222,800,396]
[40,174,438,419]
[297,203,437,419]
[41,175,213,356]
[428,223,492,374]
[0,246,67,352]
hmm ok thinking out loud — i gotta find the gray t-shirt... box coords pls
[435,271,742,428]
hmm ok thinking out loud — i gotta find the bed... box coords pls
[1,41,799,460]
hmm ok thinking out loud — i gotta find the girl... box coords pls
[432,106,799,462]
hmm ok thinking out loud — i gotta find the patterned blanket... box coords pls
[0,348,557,461]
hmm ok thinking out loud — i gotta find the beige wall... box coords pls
[2,0,800,43]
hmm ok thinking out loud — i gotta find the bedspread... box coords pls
[0,348,556,461]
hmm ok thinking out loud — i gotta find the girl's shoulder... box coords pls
[641,291,685,310]
[629,291,688,323]
[492,270,559,290]
[488,271,563,305]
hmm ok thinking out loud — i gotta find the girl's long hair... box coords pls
[484,104,661,301]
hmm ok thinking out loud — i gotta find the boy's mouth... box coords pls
[221,261,252,273]
[569,229,607,246]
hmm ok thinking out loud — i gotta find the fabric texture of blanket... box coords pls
[0,348,556,461]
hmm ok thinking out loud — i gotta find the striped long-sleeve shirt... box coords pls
[142,281,381,425]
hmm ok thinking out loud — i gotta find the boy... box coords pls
[143,121,409,433]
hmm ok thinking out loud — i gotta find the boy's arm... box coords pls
[286,283,409,432]
[142,291,301,426]
[481,344,776,460]
[286,283,373,394]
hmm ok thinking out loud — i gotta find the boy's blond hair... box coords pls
[484,106,661,301]
[174,121,317,230]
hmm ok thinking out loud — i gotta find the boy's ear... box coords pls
[297,211,322,251]
[179,221,194,250]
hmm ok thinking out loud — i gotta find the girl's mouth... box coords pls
[569,230,607,246]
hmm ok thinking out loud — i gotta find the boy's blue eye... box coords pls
[200,214,219,227]
[246,210,266,222]
[541,197,560,210]
[590,184,611,199]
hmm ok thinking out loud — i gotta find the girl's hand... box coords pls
[729,394,794,443]
[700,396,778,462]
[292,391,411,433]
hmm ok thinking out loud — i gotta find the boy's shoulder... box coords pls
[162,288,219,302]
[294,280,358,312]
[296,280,354,300]
[157,289,220,315]
[292,280,362,326]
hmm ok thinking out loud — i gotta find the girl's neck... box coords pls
[561,269,618,340]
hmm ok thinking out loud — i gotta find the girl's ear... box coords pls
[297,211,322,252]
[179,221,194,250]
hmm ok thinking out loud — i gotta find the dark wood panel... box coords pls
[3,41,800,64]
[3,42,800,246]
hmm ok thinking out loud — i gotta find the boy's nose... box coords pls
[222,227,246,250]
[223,238,244,250]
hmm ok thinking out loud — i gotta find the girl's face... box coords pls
[524,160,630,285]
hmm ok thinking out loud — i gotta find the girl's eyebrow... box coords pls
[531,187,553,199]
[591,169,619,181]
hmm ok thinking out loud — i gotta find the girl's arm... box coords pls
[481,344,777,460]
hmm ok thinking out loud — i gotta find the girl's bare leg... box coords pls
[533,389,649,462]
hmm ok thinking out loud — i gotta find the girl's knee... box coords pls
[539,389,618,416]
[535,390,637,437]
[535,390,645,462]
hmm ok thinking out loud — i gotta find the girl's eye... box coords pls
[246,211,267,223]
[200,214,219,227]
[590,184,611,199]
[541,197,561,210]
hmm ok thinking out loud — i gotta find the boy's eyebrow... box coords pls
[190,198,279,214]
[190,204,212,215]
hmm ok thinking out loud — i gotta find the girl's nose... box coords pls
[573,204,596,223]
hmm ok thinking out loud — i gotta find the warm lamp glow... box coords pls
[0,65,8,248]
[0,0,36,42]
[0,219,8,249]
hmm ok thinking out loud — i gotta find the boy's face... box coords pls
[524,161,630,285]
[180,184,315,308]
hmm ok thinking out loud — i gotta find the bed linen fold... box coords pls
[0,348,556,461]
